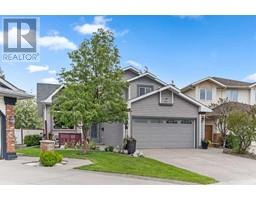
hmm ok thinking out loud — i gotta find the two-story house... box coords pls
[182,76,256,144]
[37,66,211,149]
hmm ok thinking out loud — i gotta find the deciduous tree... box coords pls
[52,29,128,151]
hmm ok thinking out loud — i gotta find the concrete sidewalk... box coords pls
[0,156,173,185]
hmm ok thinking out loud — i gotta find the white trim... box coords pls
[128,85,212,112]
[128,85,131,99]
[198,114,202,145]
[182,77,227,92]
[159,89,174,104]
[44,104,47,121]
[123,66,141,74]
[122,124,126,139]
[194,118,196,148]
[250,83,256,88]
[0,87,33,99]
[127,72,167,86]
[127,111,132,137]
[192,77,227,88]
[41,85,64,104]
[159,90,162,104]
[0,77,22,91]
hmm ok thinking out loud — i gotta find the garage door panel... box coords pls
[132,118,195,148]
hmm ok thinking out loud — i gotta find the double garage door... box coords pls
[132,117,195,148]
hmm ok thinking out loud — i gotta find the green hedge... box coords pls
[24,135,42,147]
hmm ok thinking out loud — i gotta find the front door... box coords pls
[91,124,99,142]
[205,125,213,142]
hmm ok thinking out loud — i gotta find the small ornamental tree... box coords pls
[210,98,232,148]
[52,29,128,151]
[15,98,43,129]
[227,110,256,154]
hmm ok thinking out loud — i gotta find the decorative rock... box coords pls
[40,140,55,152]
[132,150,144,157]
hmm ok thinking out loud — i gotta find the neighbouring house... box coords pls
[181,76,256,145]
[37,66,211,149]
[0,77,33,160]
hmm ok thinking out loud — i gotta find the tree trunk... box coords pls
[82,126,90,152]
[222,134,226,149]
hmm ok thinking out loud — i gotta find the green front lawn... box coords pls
[17,147,216,184]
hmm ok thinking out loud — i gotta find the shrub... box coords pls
[104,145,114,152]
[40,151,63,167]
[40,151,57,167]
[55,152,63,163]
[226,134,239,150]
[24,135,42,147]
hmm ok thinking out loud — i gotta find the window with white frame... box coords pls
[227,89,238,102]
[199,88,212,100]
[138,85,153,96]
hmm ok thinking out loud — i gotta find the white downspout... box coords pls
[198,114,202,147]
[127,102,132,138]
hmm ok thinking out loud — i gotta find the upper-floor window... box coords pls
[227,89,238,102]
[138,85,153,96]
[200,88,212,100]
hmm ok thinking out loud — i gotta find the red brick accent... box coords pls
[6,104,15,153]
[40,140,55,152]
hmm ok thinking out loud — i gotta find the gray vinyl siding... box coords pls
[123,70,139,80]
[131,92,198,118]
[129,76,163,99]
[101,123,123,146]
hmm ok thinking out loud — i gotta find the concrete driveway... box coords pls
[0,156,172,185]
[143,148,256,184]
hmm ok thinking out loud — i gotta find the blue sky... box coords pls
[1,15,256,94]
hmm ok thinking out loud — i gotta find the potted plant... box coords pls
[126,137,136,154]
[201,139,211,149]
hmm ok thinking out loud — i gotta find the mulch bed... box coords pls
[223,148,256,160]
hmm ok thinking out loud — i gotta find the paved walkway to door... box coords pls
[142,148,256,184]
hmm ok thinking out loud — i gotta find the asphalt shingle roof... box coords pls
[211,77,252,87]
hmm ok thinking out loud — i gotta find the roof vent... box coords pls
[171,80,175,86]
[144,66,148,72]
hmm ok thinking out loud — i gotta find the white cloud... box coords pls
[41,77,59,84]
[48,70,57,74]
[126,60,142,68]
[0,27,77,51]
[39,35,77,50]
[27,65,49,73]
[244,73,256,82]
[74,16,112,35]
[116,29,129,37]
